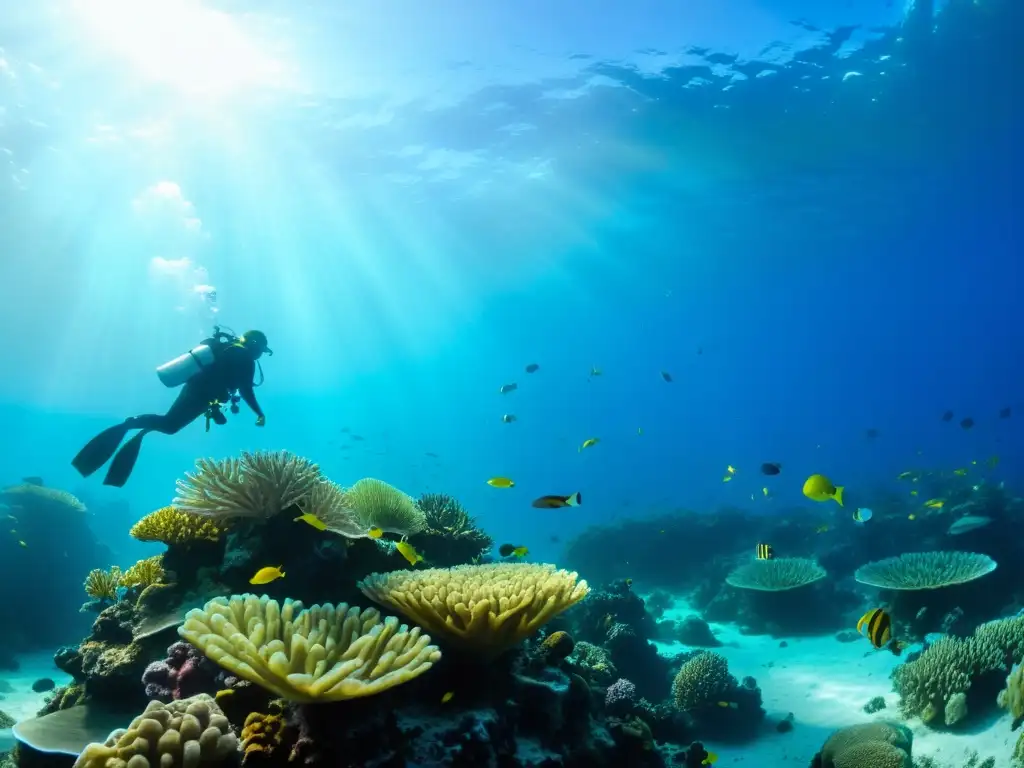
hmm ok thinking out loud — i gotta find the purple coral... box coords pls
[604,677,637,714]
[141,641,248,701]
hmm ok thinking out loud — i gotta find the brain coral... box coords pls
[853,551,996,590]
[811,721,913,768]
[73,694,237,768]
[725,558,826,591]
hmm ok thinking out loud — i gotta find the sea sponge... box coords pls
[84,567,122,600]
[72,694,237,768]
[357,563,589,656]
[725,558,826,591]
[671,651,736,710]
[891,635,1002,723]
[853,551,997,590]
[812,721,913,768]
[121,556,167,589]
[130,506,228,545]
[175,451,322,521]
[240,710,285,765]
[345,478,427,536]
[178,594,441,702]
[541,631,575,662]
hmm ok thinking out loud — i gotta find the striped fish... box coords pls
[755,543,773,560]
[857,608,892,649]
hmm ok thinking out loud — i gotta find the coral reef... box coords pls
[344,478,427,536]
[810,721,913,768]
[357,563,589,656]
[130,506,228,545]
[73,694,238,768]
[179,594,441,702]
[854,551,997,590]
[725,558,827,591]
[409,493,493,568]
[671,652,764,740]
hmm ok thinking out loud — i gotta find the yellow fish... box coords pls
[908,514,916,521]
[18,540,27,548]
[293,513,327,531]
[910,490,919,497]
[396,541,424,566]
[579,438,600,452]
[722,475,733,483]
[214,689,235,701]
[953,468,968,476]
[726,465,737,474]
[368,527,383,539]
[487,477,515,488]
[802,474,844,506]
[441,691,454,704]
[702,751,718,765]
[250,565,285,585]
[924,499,945,509]
[762,487,769,497]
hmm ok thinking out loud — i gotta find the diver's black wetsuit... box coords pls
[128,343,264,434]
[72,339,266,487]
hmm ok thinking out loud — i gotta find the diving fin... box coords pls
[72,423,132,478]
[102,430,151,488]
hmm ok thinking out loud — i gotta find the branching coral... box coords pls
[174,451,322,521]
[178,594,441,702]
[891,635,1002,725]
[357,563,589,656]
[73,694,237,768]
[671,651,736,710]
[84,567,122,601]
[854,551,997,590]
[130,506,228,545]
[0,484,87,512]
[121,556,167,590]
[973,615,1024,667]
[346,478,427,536]
[725,558,826,591]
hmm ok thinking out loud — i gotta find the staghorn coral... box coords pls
[179,594,441,702]
[73,694,237,768]
[175,450,321,521]
[725,558,827,591]
[671,651,736,711]
[1,484,86,512]
[357,562,589,656]
[130,506,228,545]
[891,635,1002,725]
[121,556,167,590]
[853,551,997,590]
[84,567,122,601]
[346,478,427,536]
[810,721,913,768]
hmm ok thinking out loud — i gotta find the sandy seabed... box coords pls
[0,652,71,753]
[656,605,1016,767]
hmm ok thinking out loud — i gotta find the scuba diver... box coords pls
[72,327,272,488]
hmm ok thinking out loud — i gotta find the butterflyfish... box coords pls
[755,543,773,560]
[250,565,285,585]
[856,608,892,649]
[803,474,845,506]
[396,541,424,565]
[487,477,515,488]
[531,492,581,509]
[579,438,600,452]
[499,543,529,558]
[294,513,328,531]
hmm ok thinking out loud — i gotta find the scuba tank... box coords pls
[155,326,238,388]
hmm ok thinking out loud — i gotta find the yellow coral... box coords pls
[240,710,285,764]
[179,594,442,702]
[120,556,166,589]
[83,567,121,600]
[130,505,227,544]
[357,563,589,656]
